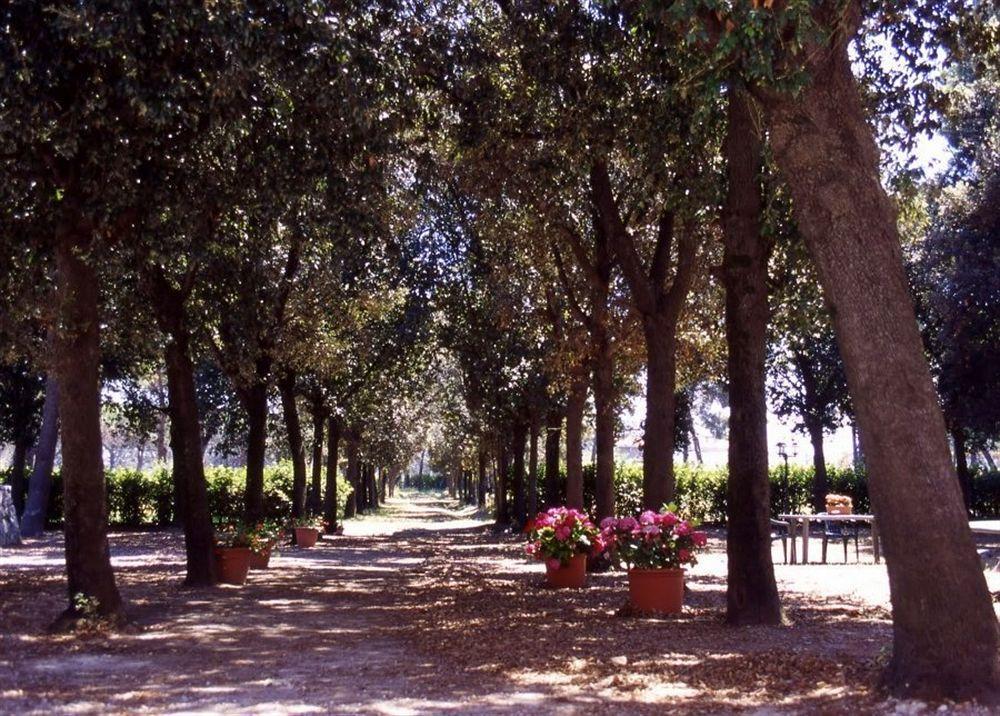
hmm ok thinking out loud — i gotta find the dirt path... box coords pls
[1,494,996,714]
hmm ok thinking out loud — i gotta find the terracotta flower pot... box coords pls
[213,547,252,585]
[545,553,587,588]
[628,568,684,614]
[294,527,320,548]
[248,545,272,569]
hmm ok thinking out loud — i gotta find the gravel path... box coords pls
[1,494,997,714]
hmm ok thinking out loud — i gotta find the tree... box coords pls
[721,87,782,625]
[672,0,1000,696]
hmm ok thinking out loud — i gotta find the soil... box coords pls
[1,493,998,714]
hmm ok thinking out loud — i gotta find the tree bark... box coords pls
[642,316,678,509]
[592,339,616,520]
[807,421,828,514]
[163,333,216,587]
[324,416,340,533]
[951,426,972,511]
[511,421,528,527]
[147,273,217,587]
[494,437,509,525]
[477,444,487,508]
[543,407,562,507]
[53,231,123,624]
[368,464,379,511]
[343,434,359,519]
[762,33,1000,695]
[278,373,307,520]
[10,440,28,518]
[21,376,59,537]
[241,382,268,523]
[528,417,539,517]
[309,398,325,515]
[722,86,782,626]
[564,380,586,510]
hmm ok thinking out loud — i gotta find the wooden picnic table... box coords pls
[778,513,880,565]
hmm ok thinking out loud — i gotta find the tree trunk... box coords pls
[10,440,28,518]
[951,427,972,512]
[241,382,268,523]
[642,316,678,509]
[494,438,508,525]
[368,464,379,510]
[155,413,167,463]
[278,374,307,520]
[324,417,340,533]
[21,376,59,537]
[528,418,539,517]
[53,231,123,625]
[565,380,586,510]
[163,330,216,587]
[543,407,562,507]
[763,40,1000,696]
[808,422,828,514]
[310,400,325,515]
[343,435,359,519]
[690,425,703,464]
[592,342,616,520]
[722,86,782,626]
[511,421,528,527]
[477,445,487,508]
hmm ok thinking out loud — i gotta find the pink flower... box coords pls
[674,521,692,536]
[678,549,692,563]
[639,510,658,525]
[620,516,639,532]
[555,526,571,541]
[692,531,708,547]
[658,512,679,527]
[599,516,617,530]
[546,558,562,571]
[642,524,661,540]
[525,543,538,556]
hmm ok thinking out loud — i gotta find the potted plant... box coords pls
[247,521,284,569]
[213,523,255,585]
[524,507,602,588]
[599,508,708,614]
[290,515,324,548]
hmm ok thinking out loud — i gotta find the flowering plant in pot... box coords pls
[213,523,255,585]
[247,521,284,569]
[524,507,602,588]
[290,515,324,548]
[599,508,708,614]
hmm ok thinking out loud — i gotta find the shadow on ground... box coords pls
[0,493,912,714]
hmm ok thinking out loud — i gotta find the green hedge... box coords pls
[1,462,352,528]
[536,463,999,524]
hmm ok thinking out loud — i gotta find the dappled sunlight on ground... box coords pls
[1,493,998,714]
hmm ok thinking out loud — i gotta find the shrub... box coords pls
[34,462,353,528]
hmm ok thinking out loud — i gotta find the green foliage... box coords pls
[34,462,353,528]
[535,462,1000,523]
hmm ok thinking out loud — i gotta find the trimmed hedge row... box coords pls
[4,462,999,527]
[1,462,352,528]
[537,463,1000,524]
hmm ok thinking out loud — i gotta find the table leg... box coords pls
[872,519,880,563]
[802,519,810,564]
